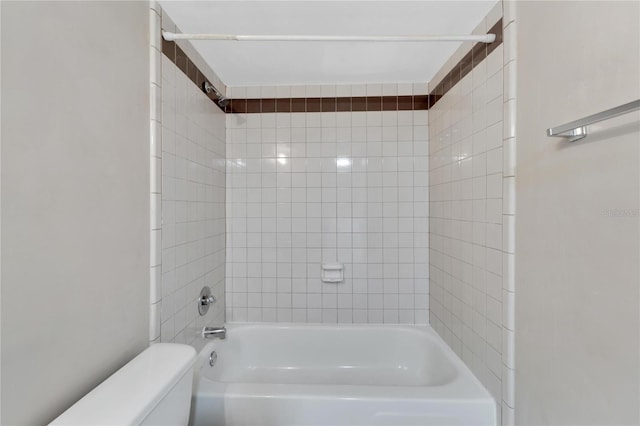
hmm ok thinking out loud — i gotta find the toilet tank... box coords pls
[50,343,197,426]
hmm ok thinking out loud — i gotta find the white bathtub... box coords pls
[189,323,496,426]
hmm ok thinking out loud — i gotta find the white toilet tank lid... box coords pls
[50,343,197,425]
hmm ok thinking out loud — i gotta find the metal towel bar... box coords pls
[546,99,640,142]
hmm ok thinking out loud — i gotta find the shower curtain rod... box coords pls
[162,31,496,43]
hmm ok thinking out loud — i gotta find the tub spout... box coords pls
[203,326,226,340]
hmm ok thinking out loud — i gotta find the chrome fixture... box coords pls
[209,350,218,367]
[202,81,218,95]
[547,99,640,142]
[202,81,229,108]
[198,286,216,316]
[203,326,226,340]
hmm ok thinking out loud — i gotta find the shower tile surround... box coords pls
[225,92,430,324]
[427,3,515,425]
[150,5,227,348]
[221,18,503,327]
[151,2,513,419]
[159,53,226,346]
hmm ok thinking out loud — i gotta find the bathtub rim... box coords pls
[192,322,495,404]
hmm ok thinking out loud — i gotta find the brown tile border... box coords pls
[224,95,433,114]
[160,19,501,114]
[161,39,227,111]
[429,18,503,108]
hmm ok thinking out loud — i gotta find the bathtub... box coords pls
[189,323,496,426]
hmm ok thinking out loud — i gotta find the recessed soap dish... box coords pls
[322,263,344,283]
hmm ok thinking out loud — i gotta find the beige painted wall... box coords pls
[515,1,640,424]
[1,2,150,424]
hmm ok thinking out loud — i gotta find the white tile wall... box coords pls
[227,83,429,99]
[225,89,429,324]
[157,11,227,349]
[428,3,515,425]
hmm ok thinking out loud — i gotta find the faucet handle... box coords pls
[198,286,216,316]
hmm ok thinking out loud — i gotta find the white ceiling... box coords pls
[159,1,498,87]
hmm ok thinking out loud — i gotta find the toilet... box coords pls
[50,343,197,425]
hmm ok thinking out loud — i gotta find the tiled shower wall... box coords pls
[428,2,516,425]
[225,84,430,324]
[159,55,226,345]
[151,7,227,348]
